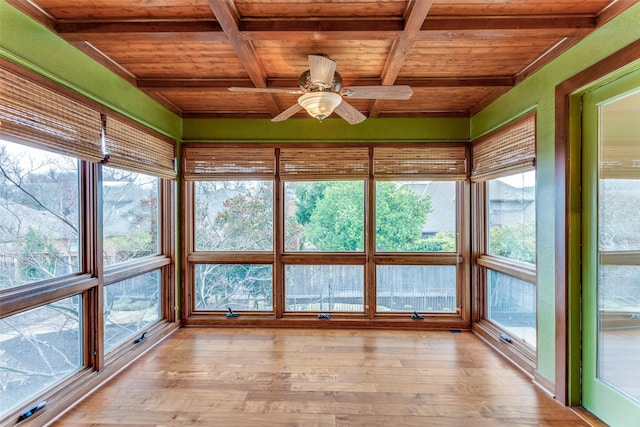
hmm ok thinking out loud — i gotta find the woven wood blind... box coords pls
[280,147,369,180]
[600,138,640,179]
[471,112,536,181]
[104,116,176,179]
[374,145,468,180]
[0,67,104,162]
[183,146,275,180]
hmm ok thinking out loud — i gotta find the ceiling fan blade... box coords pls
[229,87,303,95]
[272,103,304,122]
[308,55,336,88]
[341,85,413,100]
[334,101,367,125]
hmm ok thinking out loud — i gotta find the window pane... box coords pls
[194,264,272,311]
[376,265,457,312]
[487,171,536,264]
[598,264,640,401]
[103,167,159,265]
[285,265,364,312]
[599,179,640,251]
[376,181,456,252]
[104,270,161,352]
[285,181,364,252]
[486,270,536,348]
[0,296,82,416]
[195,181,273,251]
[0,140,79,289]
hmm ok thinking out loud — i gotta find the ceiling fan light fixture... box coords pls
[298,92,342,122]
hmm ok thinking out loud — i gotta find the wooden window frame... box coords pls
[0,62,178,426]
[182,142,470,329]
[470,112,538,378]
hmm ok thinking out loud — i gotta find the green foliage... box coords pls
[418,231,457,252]
[489,223,536,264]
[375,182,432,251]
[294,182,328,226]
[293,181,439,252]
[298,181,364,251]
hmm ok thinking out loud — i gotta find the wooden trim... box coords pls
[473,320,537,378]
[1,322,179,427]
[182,143,470,324]
[182,316,469,330]
[476,255,537,284]
[181,181,195,320]
[459,179,472,323]
[103,256,171,286]
[188,252,275,264]
[470,181,486,323]
[87,161,104,371]
[0,275,97,319]
[161,179,177,323]
[366,148,376,319]
[554,38,640,406]
[274,148,283,318]
[373,253,459,265]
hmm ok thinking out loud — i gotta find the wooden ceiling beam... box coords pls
[207,0,280,116]
[137,76,515,90]
[51,15,595,41]
[370,0,434,118]
[56,20,224,36]
[421,15,596,31]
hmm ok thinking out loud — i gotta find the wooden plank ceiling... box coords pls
[8,0,634,120]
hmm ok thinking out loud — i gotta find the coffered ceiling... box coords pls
[8,0,635,120]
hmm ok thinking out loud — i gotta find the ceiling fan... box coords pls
[228,55,413,125]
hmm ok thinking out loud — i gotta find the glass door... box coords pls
[582,68,640,426]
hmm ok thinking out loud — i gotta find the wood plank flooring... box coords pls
[52,328,592,426]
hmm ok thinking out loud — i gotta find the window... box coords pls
[103,167,159,265]
[377,265,457,312]
[285,181,364,252]
[183,143,468,323]
[376,181,456,252]
[0,295,82,415]
[487,172,536,265]
[195,180,273,252]
[0,64,177,424]
[194,264,272,311]
[472,112,537,369]
[104,270,161,351]
[0,141,80,289]
[285,265,364,312]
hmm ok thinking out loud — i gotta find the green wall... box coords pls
[471,2,640,389]
[0,0,182,140]
[182,117,469,142]
[3,0,640,407]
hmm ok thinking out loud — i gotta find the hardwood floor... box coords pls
[53,328,591,426]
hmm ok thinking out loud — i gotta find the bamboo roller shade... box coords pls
[279,147,369,179]
[184,145,471,180]
[183,146,275,180]
[0,66,104,162]
[471,112,536,181]
[104,117,176,179]
[374,145,467,180]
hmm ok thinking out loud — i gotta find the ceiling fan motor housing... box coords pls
[299,69,343,93]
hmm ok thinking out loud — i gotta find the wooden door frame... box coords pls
[554,39,640,405]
